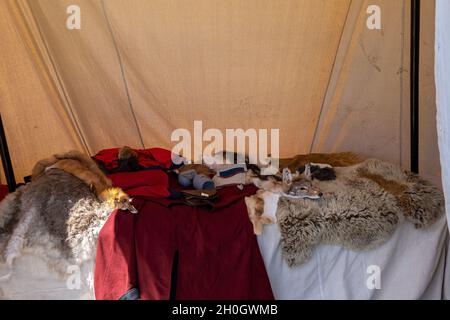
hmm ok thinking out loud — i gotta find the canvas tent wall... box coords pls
[0,0,441,187]
[436,0,450,235]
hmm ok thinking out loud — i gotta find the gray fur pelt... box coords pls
[0,169,113,270]
[277,159,445,267]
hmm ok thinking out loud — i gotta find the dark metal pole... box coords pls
[169,250,179,301]
[410,0,420,173]
[0,114,16,192]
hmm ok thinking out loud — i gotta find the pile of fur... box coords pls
[0,169,113,272]
[277,159,445,267]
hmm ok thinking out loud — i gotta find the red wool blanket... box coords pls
[94,184,274,300]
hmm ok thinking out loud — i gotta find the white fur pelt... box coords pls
[0,169,114,299]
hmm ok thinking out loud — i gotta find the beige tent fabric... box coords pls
[418,0,440,185]
[102,0,351,154]
[312,0,408,161]
[28,0,351,155]
[435,0,450,233]
[0,0,85,182]
[0,0,441,185]
[311,0,440,185]
[27,0,145,152]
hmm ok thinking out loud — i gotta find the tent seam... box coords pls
[309,0,353,153]
[100,0,145,149]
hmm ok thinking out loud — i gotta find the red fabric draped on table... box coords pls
[0,185,8,202]
[94,183,274,300]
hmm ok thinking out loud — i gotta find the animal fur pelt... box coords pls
[0,169,114,272]
[30,150,137,213]
[249,152,360,181]
[277,159,445,267]
[279,152,365,173]
[32,150,113,195]
[298,164,336,181]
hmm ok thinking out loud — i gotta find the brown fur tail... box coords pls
[51,159,112,195]
[279,152,365,172]
[32,150,111,188]
[54,150,109,185]
[31,150,113,202]
[31,155,59,180]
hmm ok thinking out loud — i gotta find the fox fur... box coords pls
[99,188,137,214]
[245,168,323,235]
[245,191,274,235]
[30,150,136,213]
[277,159,445,267]
[32,150,112,194]
[244,153,362,235]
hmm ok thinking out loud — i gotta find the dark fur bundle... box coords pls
[117,146,140,172]
[297,165,336,181]
[96,146,141,174]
